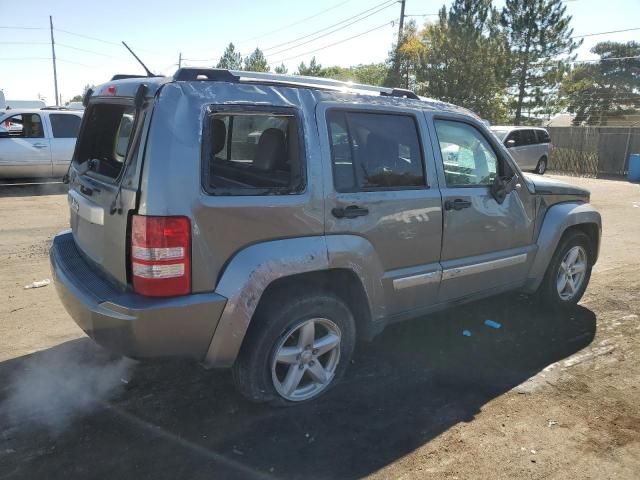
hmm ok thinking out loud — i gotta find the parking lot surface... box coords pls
[0,175,639,479]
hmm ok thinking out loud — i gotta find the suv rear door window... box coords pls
[326,111,425,192]
[203,108,303,195]
[50,113,82,138]
[74,104,136,179]
[434,120,499,187]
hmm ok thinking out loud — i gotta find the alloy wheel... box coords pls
[556,246,587,301]
[271,318,342,402]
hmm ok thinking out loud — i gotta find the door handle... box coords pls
[444,199,472,211]
[32,143,48,149]
[332,205,369,219]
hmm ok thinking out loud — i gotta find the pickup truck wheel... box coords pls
[232,292,356,406]
[538,230,593,308]
[535,156,547,175]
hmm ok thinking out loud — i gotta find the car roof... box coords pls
[491,125,547,131]
[90,68,479,118]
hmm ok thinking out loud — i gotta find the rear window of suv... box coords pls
[202,106,304,195]
[74,103,136,180]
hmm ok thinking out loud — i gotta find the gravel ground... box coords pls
[0,175,638,479]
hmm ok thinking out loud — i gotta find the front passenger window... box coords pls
[434,120,499,187]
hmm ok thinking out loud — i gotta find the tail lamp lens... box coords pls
[131,215,191,296]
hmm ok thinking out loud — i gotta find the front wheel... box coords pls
[534,156,547,175]
[232,291,356,406]
[537,230,593,309]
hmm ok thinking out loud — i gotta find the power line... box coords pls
[0,25,45,30]
[263,0,396,53]
[271,19,397,64]
[242,0,354,44]
[0,41,49,45]
[573,27,640,39]
[57,42,126,59]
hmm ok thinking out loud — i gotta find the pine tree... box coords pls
[560,41,640,125]
[274,63,288,74]
[501,0,581,124]
[296,57,322,76]
[243,48,270,72]
[216,43,243,70]
[417,1,510,122]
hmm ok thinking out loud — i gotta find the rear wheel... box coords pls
[232,291,356,406]
[538,230,593,309]
[535,156,547,175]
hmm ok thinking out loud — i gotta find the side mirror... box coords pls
[505,139,516,148]
[490,174,519,204]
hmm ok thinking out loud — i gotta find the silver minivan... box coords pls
[50,69,600,405]
[491,126,552,175]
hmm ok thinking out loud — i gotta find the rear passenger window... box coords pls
[536,130,550,143]
[50,114,81,138]
[522,129,537,146]
[434,120,499,187]
[203,108,303,195]
[326,111,425,192]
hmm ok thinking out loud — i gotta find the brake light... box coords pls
[131,215,191,296]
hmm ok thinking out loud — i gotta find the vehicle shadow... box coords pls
[0,180,67,198]
[0,294,596,479]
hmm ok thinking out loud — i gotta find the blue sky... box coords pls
[1,0,638,104]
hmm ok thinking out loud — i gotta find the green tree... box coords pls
[216,43,243,70]
[243,48,270,72]
[274,63,288,74]
[384,21,424,89]
[501,0,581,124]
[351,63,388,86]
[417,1,510,122]
[296,57,322,76]
[560,41,640,125]
[66,84,94,105]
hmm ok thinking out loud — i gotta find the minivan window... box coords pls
[536,129,551,143]
[74,104,136,179]
[203,110,303,195]
[1,113,44,138]
[434,120,499,187]
[492,129,509,141]
[50,113,82,138]
[327,111,425,192]
[522,129,537,146]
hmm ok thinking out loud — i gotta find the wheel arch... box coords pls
[523,202,601,293]
[202,235,384,368]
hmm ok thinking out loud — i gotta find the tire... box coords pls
[232,290,356,406]
[537,230,593,309]
[534,156,547,175]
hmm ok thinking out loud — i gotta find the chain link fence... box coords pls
[547,127,640,177]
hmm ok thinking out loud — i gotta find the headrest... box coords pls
[211,118,226,156]
[254,128,286,172]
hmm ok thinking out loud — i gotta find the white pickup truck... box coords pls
[0,108,83,178]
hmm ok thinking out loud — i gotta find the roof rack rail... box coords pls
[381,88,420,100]
[173,68,240,82]
[170,67,421,100]
[41,106,70,110]
[111,74,152,81]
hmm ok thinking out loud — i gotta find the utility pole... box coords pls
[49,16,59,106]
[178,52,182,69]
[397,0,406,45]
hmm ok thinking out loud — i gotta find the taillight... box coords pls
[131,215,191,296]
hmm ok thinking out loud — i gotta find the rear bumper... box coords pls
[50,231,227,361]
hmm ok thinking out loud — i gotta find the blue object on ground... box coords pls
[462,330,471,337]
[484,320,502,329]
[629,153,640,182]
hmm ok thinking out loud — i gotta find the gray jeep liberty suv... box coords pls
[51,68,601,405]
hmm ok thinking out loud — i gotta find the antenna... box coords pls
[122,41,156,77]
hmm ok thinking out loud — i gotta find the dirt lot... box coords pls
[0,175,639,479]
